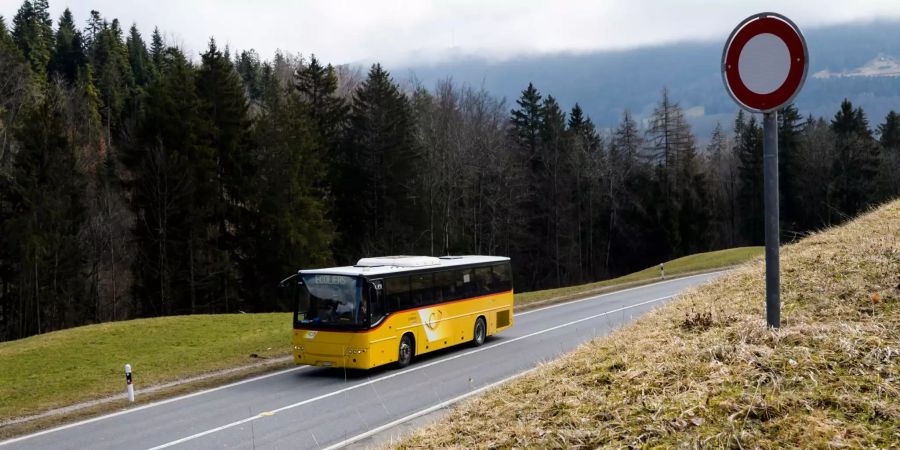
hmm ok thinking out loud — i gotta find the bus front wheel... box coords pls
[473,317,486,347]
[397,334,414,368]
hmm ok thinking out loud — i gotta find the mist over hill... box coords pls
[395,20,900,141]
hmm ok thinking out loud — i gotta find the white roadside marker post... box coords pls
[125,364,135,402]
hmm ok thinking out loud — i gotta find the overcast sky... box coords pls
[3,0,900,65]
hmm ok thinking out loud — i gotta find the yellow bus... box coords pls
[283,255,514,369]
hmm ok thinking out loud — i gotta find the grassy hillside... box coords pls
[0,246,761,425]
[0,313,290,421]
[515,246,762,307]
[399,200,900,448]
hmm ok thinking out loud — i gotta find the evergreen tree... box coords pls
[736,114,764,244]
[243,71,335,310]
[829,99,880,217]
[122,47,212,316]
[508,83,547,288]
[2,88,86,338]
[11,0,53,78]
[876,110,900,200]
[234,49,262,101]
[0,14,34,168]
[84,10,102,49]
[195,38,254,311]
[125,24,152,87]
[510,83,543,169]
[50,8,87,85]
[88,14,134,144]
[149,26,163,69]
[605,110,651,274]
[567,104,605,280]
[295,54,347,143]
[777,103,803,236]
[340,63,419,257]
[539,95,572,287]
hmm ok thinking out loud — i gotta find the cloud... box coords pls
[7,0,900,65]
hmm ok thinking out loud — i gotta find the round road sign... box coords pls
[722,13,808,113]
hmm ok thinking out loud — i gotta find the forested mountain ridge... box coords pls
[0,1,897,341]
[396,20,900,140]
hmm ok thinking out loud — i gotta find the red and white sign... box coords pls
[722,13,808,113]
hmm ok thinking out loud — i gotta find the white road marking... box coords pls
[0,366,308,447]
[517,270,724,317]
[321,366,543,450]
[147,294,674,449]
[1,271,722,448]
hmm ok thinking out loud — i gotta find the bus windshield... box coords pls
[295,274,367,327]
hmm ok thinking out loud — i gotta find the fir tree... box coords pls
[195,38,254,311]
[340,63,419,257]
[295,54,347,143]
[149,26,163,68]
[876,110,900,199]
[50,8,87,84]
[125,24,152,87]
[736,115,764,244]
[11,0,53,78]
[829,99,880,217]
[3,88,87,337]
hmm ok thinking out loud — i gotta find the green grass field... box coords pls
[0,246,761,423]
[0,313,291,421]
[515,246,763,307]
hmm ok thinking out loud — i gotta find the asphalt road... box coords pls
[2,272,722,450]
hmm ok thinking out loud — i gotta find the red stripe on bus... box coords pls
[293,290,514,334]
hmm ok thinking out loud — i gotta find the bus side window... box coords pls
[454,268,474,299]
[434,270,454,302]
[410,273,433,306]
[493,263,512,292]
[368,281,385,323]
[474,266,493,294]
[385,277,411,311]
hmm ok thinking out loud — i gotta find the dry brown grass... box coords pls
[398,200,900,449]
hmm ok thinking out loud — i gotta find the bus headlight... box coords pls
[345,347,367,355]
[293,345,305,353]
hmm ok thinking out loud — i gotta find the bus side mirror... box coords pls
[279,273,300,289]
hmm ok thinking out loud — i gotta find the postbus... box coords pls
[282,255,514,369]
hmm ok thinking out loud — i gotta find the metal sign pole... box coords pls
[763,111,780,328]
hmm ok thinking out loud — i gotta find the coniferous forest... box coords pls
[1,2,898,341]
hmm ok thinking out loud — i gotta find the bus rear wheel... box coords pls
[473,317,486,347]
[397,334,414,368]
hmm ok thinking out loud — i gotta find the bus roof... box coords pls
[299,255,510,277]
